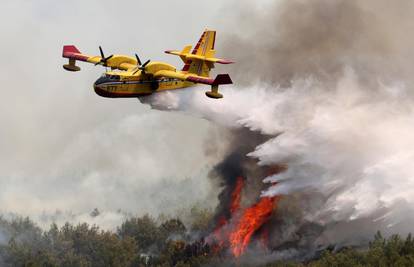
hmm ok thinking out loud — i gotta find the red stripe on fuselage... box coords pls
[94,87,152,98]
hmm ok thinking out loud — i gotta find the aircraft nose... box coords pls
[94,76,111,90]
[94,76,109,87]
[94,76,111,96]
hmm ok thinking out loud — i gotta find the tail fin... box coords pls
[165,30,234,77]
[62,45,84,72]
[183,30,215,76]
[63,45,81,56]
[190,30,216,57]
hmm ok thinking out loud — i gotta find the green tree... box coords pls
[188,207,214,233]
[117,214,160,253]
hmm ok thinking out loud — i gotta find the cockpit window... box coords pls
[105,74,120,80]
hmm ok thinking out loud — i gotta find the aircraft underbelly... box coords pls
[94,80,193,98]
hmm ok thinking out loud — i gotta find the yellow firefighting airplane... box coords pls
[62,30,233,99]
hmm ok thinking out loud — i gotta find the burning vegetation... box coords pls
[229,195,279,257]
[208,175,281,258]
[184,129,292,261]
[3,0,414,265]
[2,212,414,266]
[209,177,279,258]
[0,122,412,264]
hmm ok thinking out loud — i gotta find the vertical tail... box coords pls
[164,29,233,81]
[182,30,217,77]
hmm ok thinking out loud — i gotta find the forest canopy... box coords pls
[0,213,414,267]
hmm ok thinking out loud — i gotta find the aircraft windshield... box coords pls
[104,74,120,80]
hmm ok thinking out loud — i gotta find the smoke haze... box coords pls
[2,0,414,260]
[0,0,231,229]
[145,0,414,252]
[220,0,414,87]
[223,0,414,247]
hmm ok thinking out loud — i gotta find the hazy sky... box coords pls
[3,0,414,251]
[0,0,251,228]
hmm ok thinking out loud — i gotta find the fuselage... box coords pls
[93,71,196,98]
[63,30,233,99]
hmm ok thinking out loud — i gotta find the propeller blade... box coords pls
[142,59,151,68]
[135,54,142,66]
[133,68,139,75]
[104,55,114,61]
[99,46,105,58]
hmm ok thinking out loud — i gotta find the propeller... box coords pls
[95,46,114,66]
[133,54,151,75]
[135,54,142,66]
[133,53,157,90]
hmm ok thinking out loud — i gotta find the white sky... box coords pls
[0,0,247,228]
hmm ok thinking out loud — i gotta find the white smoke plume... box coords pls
[2,0,414,254]
[143,0,414,248]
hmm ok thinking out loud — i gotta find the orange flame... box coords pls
[211,176,245,249]
[211,216,227,250]
[230,176,244,214]
[209,174,282,258]
[229,196,280,257]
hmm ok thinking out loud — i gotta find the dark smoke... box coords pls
[208,128,271,227]
[142,0,414,263]
[220,0,414,87]
[206,0,414,262]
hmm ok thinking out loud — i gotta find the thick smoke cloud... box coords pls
[2,0,414,259]
[221,0,414,247]
[146,0,414,252]
[221,0,414,87]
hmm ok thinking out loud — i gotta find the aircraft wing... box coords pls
[62,45,137,71]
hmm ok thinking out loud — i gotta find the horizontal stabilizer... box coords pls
[165,50,234,65]
[186,74,232,85]
[186,53,234,64]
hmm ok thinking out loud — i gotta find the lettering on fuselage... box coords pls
[107,85,117,91]
[102,79,179,86]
